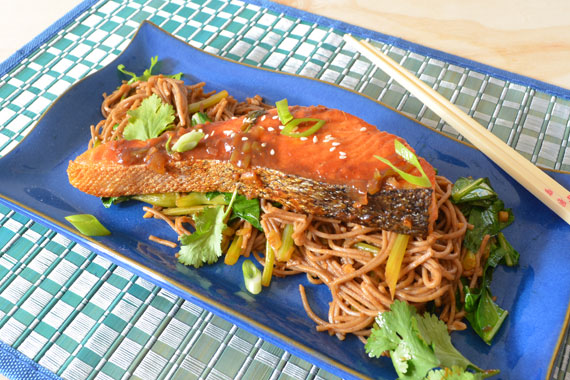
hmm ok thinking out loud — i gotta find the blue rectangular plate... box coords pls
[1,22,569,379]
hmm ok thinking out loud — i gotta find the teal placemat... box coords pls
[0,0,569,379]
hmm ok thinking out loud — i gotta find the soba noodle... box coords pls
[91,74,481,343]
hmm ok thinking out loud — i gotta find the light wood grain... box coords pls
[275,0,570,90]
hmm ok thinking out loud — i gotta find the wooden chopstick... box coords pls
[343,34,570,225]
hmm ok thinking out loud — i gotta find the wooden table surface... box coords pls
[274,0,570,90]
[1,0,569,89]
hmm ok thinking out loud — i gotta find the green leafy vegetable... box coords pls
[101,196,131,208]
[495,232,519,267]
[451,177,497,206]
[365,300,439,379]
[464,285,508,344]
[374,140,431,188]
[177,191,237,268]
[117,56,182,84]
[206,192,262,230]
[65,214,111,236]
[123,94,175,141]
[365,300,497,380]
[451,177,518,344]
[172,130,205,153]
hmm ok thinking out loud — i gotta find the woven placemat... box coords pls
[0,0,569,379]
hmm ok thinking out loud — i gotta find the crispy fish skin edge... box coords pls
[68,158,433,235]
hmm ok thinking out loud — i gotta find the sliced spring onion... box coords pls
[191,111,211,126]
[65,214,110,236]
[281,118,325,138]
[261,241,275,287]
[172,130,204,153]
[385,233,410,299]
[276,224,295,262]
[133,193,177,207]
[242,259,262,294]
[276,98,294,125]
[188,90,228,114]
[354,242,380,255]
[176,192,227,208]
[374,140,431,188]
[224,235,243,265]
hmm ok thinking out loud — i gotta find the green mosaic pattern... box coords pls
[0,0,569,379]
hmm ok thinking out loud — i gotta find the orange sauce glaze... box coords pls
[86,106,436,198]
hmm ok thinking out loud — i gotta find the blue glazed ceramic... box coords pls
[1,22,569,380]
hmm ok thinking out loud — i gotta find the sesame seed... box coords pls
[278,125,285,130]
[223,130,232,136]
[360,127,367,132]
[261,142,267,147]
[267,127,275,132]
[332,142,340,146]
[313,136,318,143]
[210,131,215,136]
[224,143,232,152]
[339,155,347,160]
[300,137,308,141]
[325,134,332,139]
[204,134,209,140]
[242,137,248,141]
[198,129,203,133]
[230,132,236,138]
[272,115,279,120]
[270,149,275,155]
[330,147,336,152]
[261,115,266,121]
[339,151,346,155]
[231,116,237,120]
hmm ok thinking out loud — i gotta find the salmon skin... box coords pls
[68,106,437,235]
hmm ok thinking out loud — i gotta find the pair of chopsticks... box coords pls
[344,35,570,225]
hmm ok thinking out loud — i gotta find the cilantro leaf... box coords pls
[123,94,175,141]
[415,313,481,371]
[178,206,226,268]
[366,301,498,379]
[177,190,238,268]
[365,300,439,380]
[117,56,183,84]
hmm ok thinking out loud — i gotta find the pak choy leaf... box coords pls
[451,177,497,205]
[206,192,262,231]
[101,196,131,208]
[464,199,508,253]
[464,286,508,345]
[123,94,175,141]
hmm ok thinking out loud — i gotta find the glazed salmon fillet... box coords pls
[68,106,437,234]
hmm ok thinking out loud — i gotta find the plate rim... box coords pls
[0,20,568,379]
